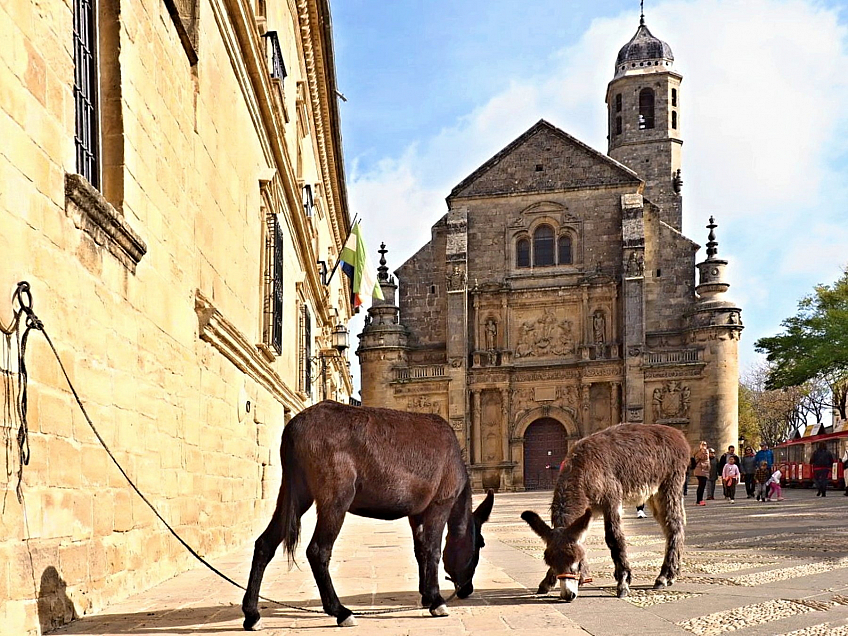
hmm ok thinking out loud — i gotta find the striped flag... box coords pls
[339,223,383,309]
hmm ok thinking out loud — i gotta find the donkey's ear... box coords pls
[474,489,495,525]
[565,508,593,538]
[521,510,553,542]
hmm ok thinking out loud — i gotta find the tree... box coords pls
[738,382,759,446]
[755,267,848,420]
[740,363,823,446]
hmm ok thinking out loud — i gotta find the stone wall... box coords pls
[0,1,352,633]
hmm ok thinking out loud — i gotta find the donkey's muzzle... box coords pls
[558,577,579,602]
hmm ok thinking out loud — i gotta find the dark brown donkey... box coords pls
[242,401,495,629]
[522,423,689,601]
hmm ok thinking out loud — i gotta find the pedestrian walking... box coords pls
[766,466,784,501]
[693,441,711,506]
[707,448,718,500]
[810,441,835,497]
[722,455,741,503]
[754,442,774,471]
[717,445,740,500]
[741,446,756,498]
[754,461,770,501]
[843,448,848,497]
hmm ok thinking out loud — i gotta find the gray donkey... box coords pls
[522,423,689,601]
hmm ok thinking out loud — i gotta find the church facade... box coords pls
[357,18,743,491]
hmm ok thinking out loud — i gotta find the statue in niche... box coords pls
[484,317,498,350]
[625,251,644,277]
[592,311,606,345]
[446,265,466,291]
[652,387,663,422]
[727,312,738,325]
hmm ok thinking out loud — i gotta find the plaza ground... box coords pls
[52,489,848,635]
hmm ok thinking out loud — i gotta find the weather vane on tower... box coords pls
[640,0,645,25]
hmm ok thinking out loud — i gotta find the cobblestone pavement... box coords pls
[52,489,848,635]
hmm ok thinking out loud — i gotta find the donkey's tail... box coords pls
[278,428,311,567]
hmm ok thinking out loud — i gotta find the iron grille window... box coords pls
[558,235,573,265]
[73,0,100,189]
[262,31,287,81]
[302,184,314,217]
[303,308,312,394]
[263,213,283,354]
[533,225,555,267]
[516,238,530,268]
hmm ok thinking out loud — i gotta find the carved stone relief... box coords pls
[651,381,691,421]
[514,309,575,359]
[407,395,444,417]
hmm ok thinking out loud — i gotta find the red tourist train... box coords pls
[774,429,848,488]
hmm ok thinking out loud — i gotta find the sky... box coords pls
[331,0,848,396]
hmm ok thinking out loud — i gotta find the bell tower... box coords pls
[606,8,683,231]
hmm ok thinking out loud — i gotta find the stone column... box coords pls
[445,207,469,452]
[501,387,510,464]
[621,194,645,422]
[472,390,482,465]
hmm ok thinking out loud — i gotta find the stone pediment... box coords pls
[448,120,641,200]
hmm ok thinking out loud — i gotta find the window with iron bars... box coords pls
[262,31,287,82]
[302,184,314,218]
[73,0,100,189]
[303,307,312,394]
[263,213,284,354]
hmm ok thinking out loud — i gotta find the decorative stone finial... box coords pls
[640,0,645,25]
[377,242,388,282]
[706,216,718,259]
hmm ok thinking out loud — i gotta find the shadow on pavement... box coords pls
[50,587,584,634]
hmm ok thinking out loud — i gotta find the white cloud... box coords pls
[345,0,848,392]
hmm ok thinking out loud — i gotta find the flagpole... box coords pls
[324,214,359,286]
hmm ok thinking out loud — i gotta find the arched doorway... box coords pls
[523,418,569,490]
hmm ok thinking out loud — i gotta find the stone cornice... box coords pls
[65,173,147,272]
[211,0,332,322]
[297,0,349,257]
[195,290,304,410]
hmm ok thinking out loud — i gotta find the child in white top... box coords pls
[722,455,741,503]
[766,468,784,501]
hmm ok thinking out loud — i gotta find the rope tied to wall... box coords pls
[1,282,42,502]
[3,282,433,618]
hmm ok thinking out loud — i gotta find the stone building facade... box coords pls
[0,1,352,633]
[358,18,743,492]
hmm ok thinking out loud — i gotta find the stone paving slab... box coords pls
[50,489,848,635]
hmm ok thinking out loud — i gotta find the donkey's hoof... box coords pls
[616,586,630,598]
[243,612,262,631]
[430,604,449,617]
[536,584,551,595]
[338,614,358,627]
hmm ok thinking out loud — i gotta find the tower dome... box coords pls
[615,18,674,77]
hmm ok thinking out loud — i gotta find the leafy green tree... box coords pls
[755,268,848,419]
